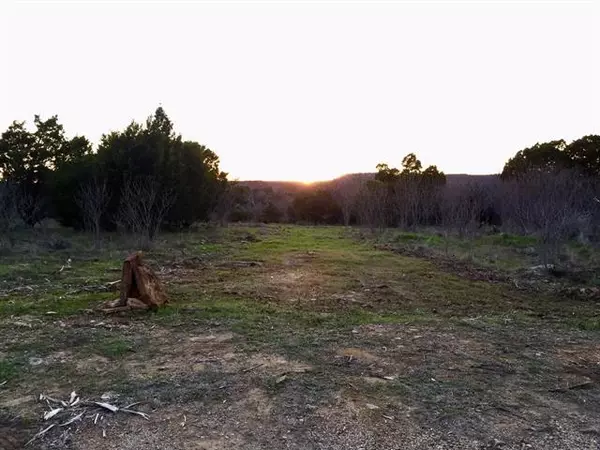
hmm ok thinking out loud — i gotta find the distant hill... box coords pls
[239,173,499,190]
[237,180,312,193]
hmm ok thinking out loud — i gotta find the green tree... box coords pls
[291,189,342,224]
[374,163,400,183]
[0,115,91,226]
[500,140,570,179]
[167,141,228,227]
[94,107,227,230]
[565,135,600,177]
[401,153,423,174]
[373,153,446,227]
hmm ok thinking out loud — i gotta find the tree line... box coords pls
[0,107,227,245]
[1,108,598,258]
[221,136,600,264]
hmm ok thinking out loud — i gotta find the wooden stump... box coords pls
[101,252,167,312]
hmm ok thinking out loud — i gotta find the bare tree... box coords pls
[15,186,46,228]
[355,180,388,231]
[501,171,587,267]
[441,184,477,237]
[211,182,236,226]
[76,177,111,246]
[332,177,362,226]
[117,177,176,248]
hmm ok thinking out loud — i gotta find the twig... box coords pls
[242,363,264,373]
[122,409,150,420]
[59,412,84,427]
[549,381,593,393]
[43,408,63,420]
[123,401,143,409]
[26,424,56,446]
[494,405,529,422]
[94,401,119,412]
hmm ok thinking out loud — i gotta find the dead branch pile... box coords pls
[27,392,149,446]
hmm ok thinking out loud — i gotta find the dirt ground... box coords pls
[1,226,599,449]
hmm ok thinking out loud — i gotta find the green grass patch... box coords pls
[478,233,537,248]
[93,337,136,359]
[0,357,25,381]
[0,292,114,317]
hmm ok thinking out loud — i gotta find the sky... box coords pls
[1,1,598,182]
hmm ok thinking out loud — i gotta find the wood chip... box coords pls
[40,394,63,404]
[94,402,119,412]
[365,403,380,410]
[44,408,63,420]
[69,391,77,405]
[0,380,7,387]
[102,428,106,438]
[94,413,99,425]
[275,374,288,384]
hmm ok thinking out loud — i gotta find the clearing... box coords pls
[1,225,599,449]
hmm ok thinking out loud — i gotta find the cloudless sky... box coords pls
[1,0,598,182]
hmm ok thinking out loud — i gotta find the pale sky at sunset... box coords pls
[1,1,598,182]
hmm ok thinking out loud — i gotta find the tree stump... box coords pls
[101,252,167,312]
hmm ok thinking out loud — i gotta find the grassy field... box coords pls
[1,225,599,449]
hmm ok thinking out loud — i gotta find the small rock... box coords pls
[100,392,118,400]
[29,357,44,366]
